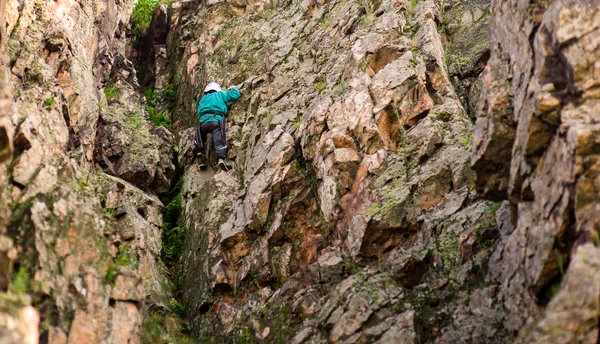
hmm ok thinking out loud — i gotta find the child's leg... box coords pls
[212,120,228,160]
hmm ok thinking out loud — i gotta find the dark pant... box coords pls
[194,119,228,159]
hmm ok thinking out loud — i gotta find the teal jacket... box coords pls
[197,87,241,123]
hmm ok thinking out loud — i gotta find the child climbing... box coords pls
[194,82,241,171]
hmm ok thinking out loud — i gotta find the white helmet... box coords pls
[204,82,222,93]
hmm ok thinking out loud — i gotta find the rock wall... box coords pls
[473,0,600,341]
[158,0,506,342]
[2,0,599,342]
[0,0,173,342]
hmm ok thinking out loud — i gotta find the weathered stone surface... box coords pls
[0,294,38,344]
[169,0,507,342]
[8,0,600,342]
[474,0,600,338]
[443,0,490,115]
[516,244,600,343]
[0,0,168,342]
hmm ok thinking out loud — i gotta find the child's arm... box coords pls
[222,87,241,103]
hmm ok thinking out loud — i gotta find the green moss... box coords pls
[314,76,327,92]
[142,313,194,344]
[459,133,474,147]
[104,244,138,287]
[44,98,55,107]
[9,267,31,295]
[144,87,174,131]
[267,109,275,124]
[147,106,172,131]
[293,115,302,129]
[437,224,460,272]
[195,302,296,344]
[170,297,185,315]
[410,0,421,12]
[332,79,347,97]
[104,85,120,101]
[116,244,138,268]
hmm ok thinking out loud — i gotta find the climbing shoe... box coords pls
[198,155,208,170]
[218,158,232,171]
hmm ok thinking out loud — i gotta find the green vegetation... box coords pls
[332,78,347,97]
[141,180,193,344]
[145,86,176,131]
[361,0,376,25]
[44,97,55,107]
[459,133,474,147]
[162,83,177,102]
[142,313,195,344]
[410,0,422,13]
[293,115,302,129]
[403,18,419,37]
[104,85,120,101]
[161,181,183,263]
[104,244,138,287]
[314,78,327,92]
[170,297,185,315]
[106,207,117,221]
[147,106,172,130]
[195,302,296,344]
[267,109,275,124]
[131,0,169,36]
[9,267,31,295]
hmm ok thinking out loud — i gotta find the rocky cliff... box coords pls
[157,0,502,342]
[1,0,600,343]
[0,0,174,342]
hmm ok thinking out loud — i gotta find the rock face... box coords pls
[0,0,172,342]
[160,0,505,342]
[2,0,599,342]
[473,0,600,341]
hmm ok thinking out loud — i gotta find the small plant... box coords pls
[128,115,143,128]
[10,267,31,295]
[557,255,565,278]
[314,77,327,92]
[170,298,185,315]
[147,105,172,131]
[410,0,421,13]
[44,97,55,107]
[104,244,138,287]
[267,109,275,124]
[403,18,419,37]
[332,79,347,96]
[162,83,177,102]
[361,0,376,25]
[104,85,120,101]
[293,115,302,129]
[144,87,173,130]
[163,226,183,259]
[106,207,117,221]
[459,133,474,147]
